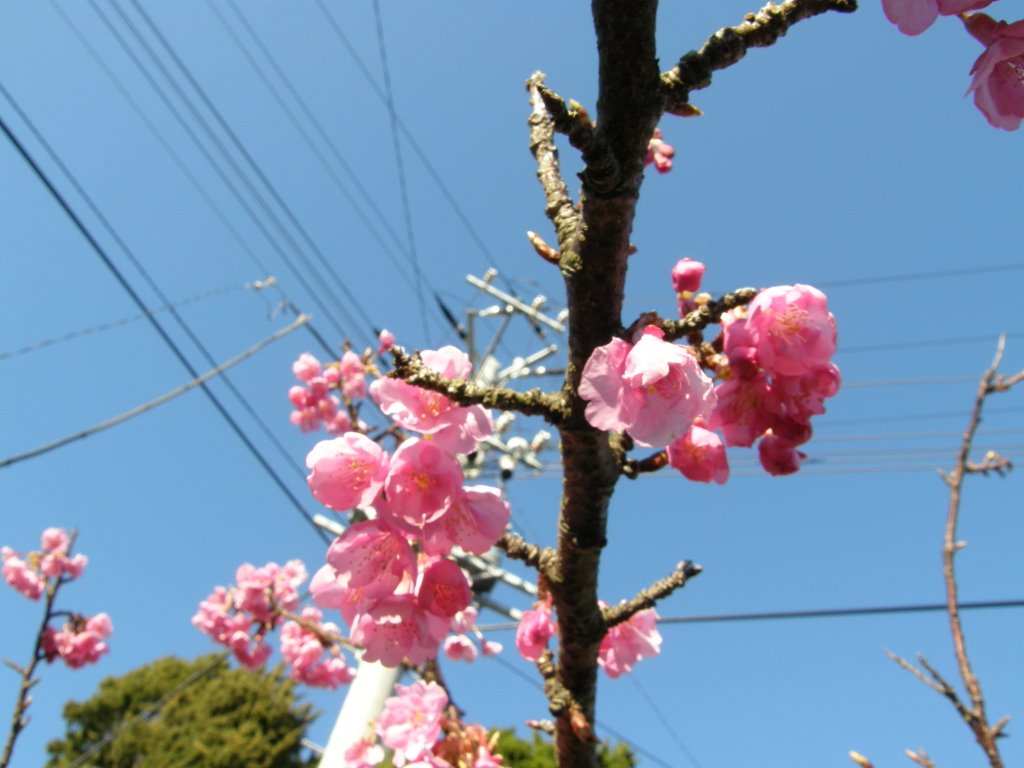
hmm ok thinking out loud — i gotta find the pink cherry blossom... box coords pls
[292,352,322,382]
[745,285,836,378]
[344,740,385,768]
[371,347,493,454]
[515,598,556,662]
[579,327,715,448]
[598,605,661,679]
[385,439,466,528]
[758,434,806,476]
[773,364,841,425]
[351,594,448,666]
[667,424,729,484]
[339,350,367,399]
[40,528,70,553]
[964,14,1024,130]
[42,612,113,669]
[883,0,993,35]
[443,634,479,662]
[280,607,355,689]
[421,485,511,556]
[706,375,775,447]
[233,560,306,623]
[2,548,44,600]
[377,328,396,356]
[644,128,675,173]
[317,520,416,606]
[481,639,503,656]
[474,745,504,768]
[671,258,705,294]
[377,681,448,765]
[227,629,272,669]
[306,433,390,511]
[416,558,472,618]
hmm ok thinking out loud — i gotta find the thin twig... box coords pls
[390,348,568,424]
[603,562,703,628]
[661,0,858,114]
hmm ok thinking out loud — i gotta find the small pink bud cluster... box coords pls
[288,350,368,435]
[710,284,839,476]
[309,347,510,667]
[671,257,706,318]
[344,680,504,768]
[883,0,1022,130]
[514,596,661,680]
[644,128,675,174]
[193,560,355,688]
[41,613,112,669]
[443,606,503,663]
[2,527,87,600]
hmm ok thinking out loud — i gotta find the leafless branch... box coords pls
[390,348,568,423]
[602,562,703,628]
[661,0,858,115]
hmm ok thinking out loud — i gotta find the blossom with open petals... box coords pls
[964,13,1024,130]
[883,0,993,35]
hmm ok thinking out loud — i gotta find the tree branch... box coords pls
[534,84,618,194]
[390,348,568,423]
[497,533,558,580]
[661,0,858,115]
[659,287,758,342]
[602,561,703,628]
[527,72,582,265]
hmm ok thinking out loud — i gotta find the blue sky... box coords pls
[1,1,1022,766]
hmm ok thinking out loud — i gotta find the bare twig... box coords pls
[659,287,758,342]
[661,0,858,114]
[890,337,1022,768]
[622,449,669,478]
[496,533,558,579]
[527,73,582,265]
[1,532,78,768]
[390,348,568,424]
[602,562,703,628]
[905,748,936,768]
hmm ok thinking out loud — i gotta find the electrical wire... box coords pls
[208,0,429,306]
[814,261,1024,289]
[0,281,251,361]
[121,0,379,348]
[369,0,430,339]
[0,95,328,544]
[628,676,703,768]
[0,315,309,469]
[837,331,1024,356]
[77,0,350,344]
[478,599,1024,633]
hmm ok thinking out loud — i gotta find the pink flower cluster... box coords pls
[709,283,839,476]
[442,607,503,663]
[193,559,355,688]
[308,347,509,667]
[514,597,662,679]
[884,0,1023,130]
[288,351,366,434]
[280,606,356,689]
[41,613,112,669]
[644,128,675,174]
[2,528,87,600]
[579,326,716,448]
[344,681,504,768]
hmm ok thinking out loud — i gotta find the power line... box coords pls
[121,0,379,348]
[0,93,328,544]
[478,599,1024,633]
[815,261,1024,289]
[628,676,702,768]
[370,0,430,338]
[209,0,428,305]
[843,374,978,389]
[0,315,309,470]
[837,331,1024,356]
[75,0,349,344]
[0,281,254,361]
[47,0,282,295]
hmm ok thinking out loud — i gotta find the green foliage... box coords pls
[45,654,317,768]
[493,730,636,768]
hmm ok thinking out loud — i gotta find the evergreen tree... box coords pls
[45,655,316,768]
